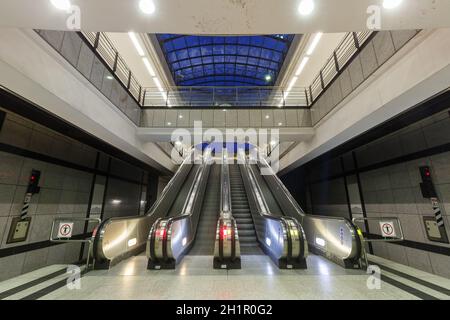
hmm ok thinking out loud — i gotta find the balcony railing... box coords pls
[142,86,308,108]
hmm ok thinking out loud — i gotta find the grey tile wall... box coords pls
[37,30,140,126]
[304,108,450,278]
[0,109,148,281]
[310,30,418,126]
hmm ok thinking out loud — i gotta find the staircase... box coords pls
[229,165,261,255]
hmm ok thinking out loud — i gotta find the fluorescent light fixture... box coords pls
[153,77,164,92]
[298,0,314,16]
[50,0,71,11]
[128,32,145,57]
[127,238,137,247]
[265,237,272,247]
[287,76,298,92]
[306,32,323,55]
[143,57,156,77]
[383,0,402,9]
[139,0,156,15]
[295,56,310,76]
[315,237,326,247]
[112,199,122,205]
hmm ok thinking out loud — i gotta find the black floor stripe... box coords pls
[0,268,67,300]
[369,260,450,297]
[20,269,89,300]
[381,274,439,300]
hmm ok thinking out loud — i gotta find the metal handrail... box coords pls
[147,149,212,266]
[50,217,101,270]
[78,31,375,109]
[145,148,194,215]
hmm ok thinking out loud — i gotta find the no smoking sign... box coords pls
[57,222,74,238]
[379,221,396,238]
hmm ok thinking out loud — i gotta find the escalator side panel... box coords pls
[166,164,201,217]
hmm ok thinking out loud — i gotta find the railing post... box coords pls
[333,51,340,73]
[143,89,147,106]
[112,51,119,73]
[305,89,309,106]
[352,32,360,51]
[319,70,325,90]
[93,32,100,49]
[127,71,132,89]
[309,86,313,102]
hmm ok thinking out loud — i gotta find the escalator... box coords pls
[229,165,261,255]
[189,164,221,255]
[164,164,200,218]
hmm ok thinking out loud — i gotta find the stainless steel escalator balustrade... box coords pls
[239,150,308,269]
[147,149,213,269]
[92,149,196,269]
[213,150,241,269]
[257,154,367,269]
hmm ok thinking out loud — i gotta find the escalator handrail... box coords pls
[257,154,306,219]
[149,149,212,262]
[146,148,195,216]
[242,157,299,259]
[258,152,360,240]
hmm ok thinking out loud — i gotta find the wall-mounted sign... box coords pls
[379,221,396,238]
[57,222,74,238]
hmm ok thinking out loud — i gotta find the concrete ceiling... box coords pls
[0,0,449,33]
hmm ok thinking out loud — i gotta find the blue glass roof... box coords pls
[156,34,295,86]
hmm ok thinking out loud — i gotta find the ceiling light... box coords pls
[306,32,323,55]
[295,56,310,76]
[265,74,272,82]
[278,122,283,126]
[106,75,113,80]
[179,115,183,119]
[128,32,145,57]
[383,0,402,9]
[112,199,122,205]
[298,0,315,16]
[223,109,227,112]
[287,76,298,92]
[139,0,156,15]
[270,140,277,146]
[50,0,71,11]
[153,77,164,92]
[265,115,270,119]
[143,57,156,77]
[167,122,172,126]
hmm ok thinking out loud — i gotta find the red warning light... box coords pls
[222,225,227,238]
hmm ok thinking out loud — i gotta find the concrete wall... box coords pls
[0,108,154,281]
[283,108,450,278]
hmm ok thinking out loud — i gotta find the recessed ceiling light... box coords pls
[223,109,227,112]
[139,0,156,15]
[179,114,183,119]
[383,0,402,9]
[143,57,156,77]
[298,0,315,16]
[295,56,310,76]
[278,122,283,126]
[106,75,113,80]
[265,115,270,119]
[128,32,145,57]
[265,74,272,82]
[167,122,172,126]
[306,32,323,55]
[50,0,71,11]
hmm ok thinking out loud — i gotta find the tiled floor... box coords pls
[36,254,426,300]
